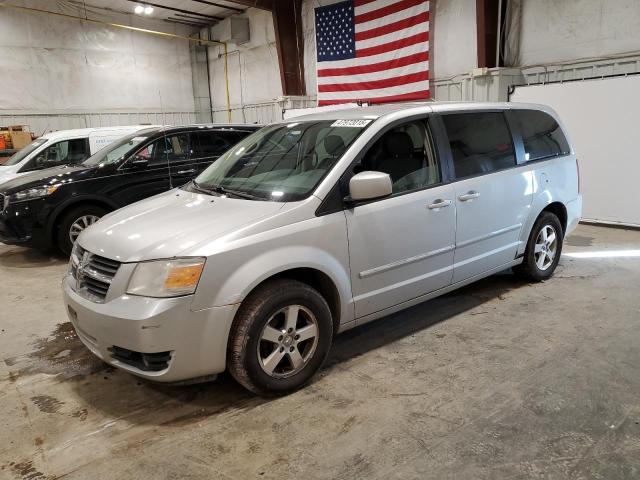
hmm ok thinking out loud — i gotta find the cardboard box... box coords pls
[0,125,33,149]
[9,130,32,149]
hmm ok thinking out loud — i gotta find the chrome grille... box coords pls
[70,246,121,302]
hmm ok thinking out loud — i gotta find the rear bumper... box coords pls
[565,194,582,236]
[62,274,239,382]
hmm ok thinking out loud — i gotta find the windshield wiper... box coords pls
[209,185,263,200]
[191,181,262,200]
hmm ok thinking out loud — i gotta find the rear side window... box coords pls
[136,134,190,167]
[442,112,516,178]
[513,109,570,161]
[194,131,247,158]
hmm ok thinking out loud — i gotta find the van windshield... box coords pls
[3,138,48,166]
[83,129,157,167]
[191,120,370,202]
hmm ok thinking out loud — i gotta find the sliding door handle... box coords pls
[427,199,452,210]
[176,168,196,175]
[458,191,480,202]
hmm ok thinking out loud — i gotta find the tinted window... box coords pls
[136,134,190,167]
[360,120,441,194]
[192,131,232,158]
[443,112,516,178]
[27,139,88,170]
[513,109,570,161]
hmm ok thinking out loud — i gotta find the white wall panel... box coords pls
[0,1,195,119]
[511,76,640,227]
[208,8,283,120]
[519,0,640,66]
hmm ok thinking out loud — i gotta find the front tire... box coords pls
[57,205,107,256]
[228,279,333,396]
[514,211,563,282]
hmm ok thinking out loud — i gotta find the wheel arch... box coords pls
[541,201,568,233]
[251,267,343,335]
[46,195,119,245]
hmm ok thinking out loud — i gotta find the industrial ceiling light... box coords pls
[134,4,144,14]
[144,6,153,14]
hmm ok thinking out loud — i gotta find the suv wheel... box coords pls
[57,205,107,256]
[514,211,564,282]
[228,279,333,395]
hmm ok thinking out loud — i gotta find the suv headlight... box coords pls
[126,258,206,297]
[8,185,58,204]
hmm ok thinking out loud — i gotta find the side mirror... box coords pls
[346,171,392,204]
[128,156,148,169]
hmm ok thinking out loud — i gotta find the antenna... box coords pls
[159,90,173,189]
[40,122,50,137]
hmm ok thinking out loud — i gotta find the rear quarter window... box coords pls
[513,109,571,162]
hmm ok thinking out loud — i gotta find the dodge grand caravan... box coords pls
[62,103,582,395]
[0,124,259,255]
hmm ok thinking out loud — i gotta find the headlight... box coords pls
[126,258,206,297]
[8,185,58,204]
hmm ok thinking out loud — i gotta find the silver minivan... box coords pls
[62,102,582,394]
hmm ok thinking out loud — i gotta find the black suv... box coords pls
[0,124,260,255]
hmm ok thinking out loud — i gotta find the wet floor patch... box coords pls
[565,234,594,247]
[2,460,48,480]
[30,395,65,414]
[10,322,107,381]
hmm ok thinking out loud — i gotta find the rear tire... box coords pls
[513,211,563,282]
[227,279,333,396]
[57,205,107,256]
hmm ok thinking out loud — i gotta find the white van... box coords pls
[0,126,157,184]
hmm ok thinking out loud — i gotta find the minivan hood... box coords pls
[78,189,287,262]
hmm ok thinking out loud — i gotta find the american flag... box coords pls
[315,0,430,106]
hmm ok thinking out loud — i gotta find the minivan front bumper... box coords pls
[62,274,239,382]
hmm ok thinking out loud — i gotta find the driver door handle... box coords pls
[458,190,480,202]
[427,199,452,210]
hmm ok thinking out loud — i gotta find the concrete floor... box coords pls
[1,224,640,479]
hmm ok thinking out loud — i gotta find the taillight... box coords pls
[576,158,581,193]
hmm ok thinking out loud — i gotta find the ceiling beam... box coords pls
[223,0,274,11]
[164,18,209,27]
[175,13,217,23]
[188,0,245,13]
[122,0,223,20]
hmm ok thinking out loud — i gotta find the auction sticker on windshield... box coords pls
[330,120,372,128]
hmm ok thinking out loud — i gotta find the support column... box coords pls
[190,35,214,123]
[272,0,306,96]
[228,0,306,96]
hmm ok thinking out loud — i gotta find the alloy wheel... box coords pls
[257,305,319,378]
[534,224,558,271]
[69,215,101,245]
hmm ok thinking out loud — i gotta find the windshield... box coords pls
[192,120,371,201]
[83,129,157,166]
[3,138,48,166]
